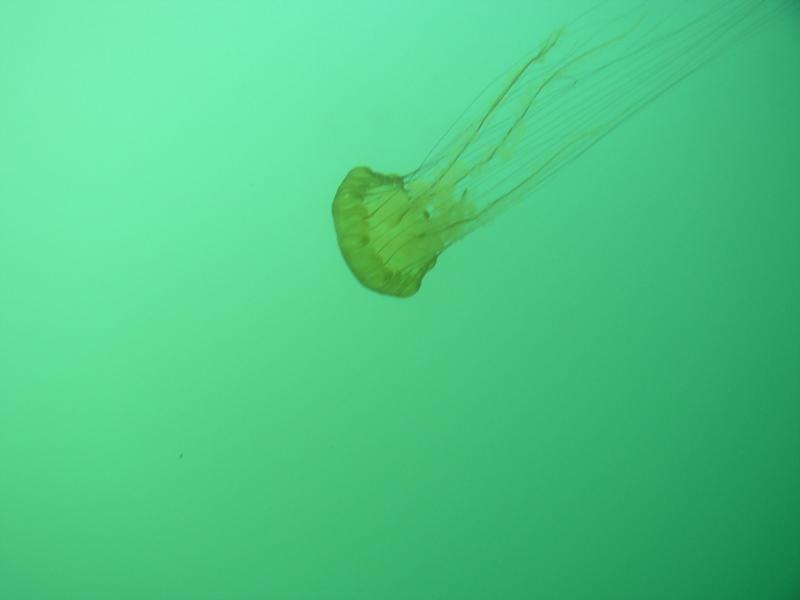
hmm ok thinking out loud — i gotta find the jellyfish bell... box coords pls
[332,166,478,297]
[332,0,793,297]
[332,167,440,298]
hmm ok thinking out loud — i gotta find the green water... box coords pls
[1,2,798,598]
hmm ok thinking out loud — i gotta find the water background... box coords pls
[1,2,799,598]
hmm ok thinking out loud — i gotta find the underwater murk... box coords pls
[331,0,795,297]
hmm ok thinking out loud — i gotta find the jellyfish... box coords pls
[332,0,791,297]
